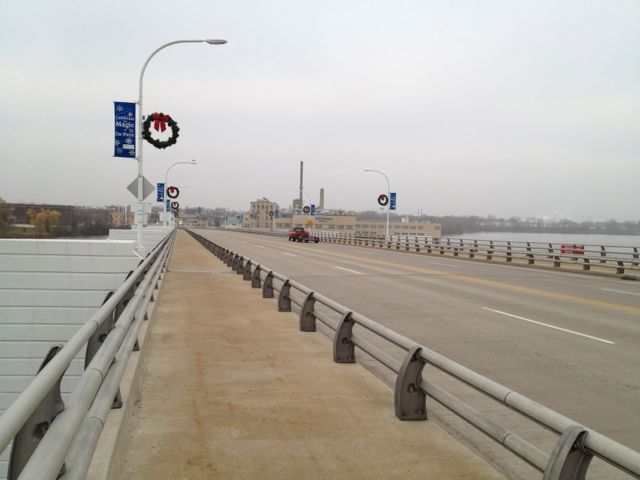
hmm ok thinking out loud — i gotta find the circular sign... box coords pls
[303,205,311,214]
[377,194,389,206]
[171,201,179,209]
[269,211,274,217]
[166,186,180,199]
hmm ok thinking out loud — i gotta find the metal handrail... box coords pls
[0,231,174,479]
[187,229,640,479]
[312,232,640,276]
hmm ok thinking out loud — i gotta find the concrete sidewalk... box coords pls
[114,230,505,479]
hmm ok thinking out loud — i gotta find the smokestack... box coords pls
[299,161,304,205]
[319,188,325,210]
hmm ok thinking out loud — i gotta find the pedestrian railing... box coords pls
[312,232,640,278]
[187,229,640,480]
[0,232,174,480]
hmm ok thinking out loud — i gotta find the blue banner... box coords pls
[310,204,316,216]
[157,183,165,202]
[390,192,397,211]
[114,101,136,158]
[166,199,170,212]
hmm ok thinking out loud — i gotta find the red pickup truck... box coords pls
[288,227,319,243]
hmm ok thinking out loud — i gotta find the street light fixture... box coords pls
[134,38,226,252]
[164,159,198,226]
[364,169,391,239]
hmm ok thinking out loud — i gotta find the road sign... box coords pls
[127,176,154,200]
[156,183,165,202]
[165,200,170,212]
[310,204,316,215]
[303,205,310,214]
[390,192,397,210]
[275,210,280,218]
[114,101,136,158]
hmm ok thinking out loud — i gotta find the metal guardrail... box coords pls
[312,232,640,278]
[187,229,640,480]
[0,232,174,480]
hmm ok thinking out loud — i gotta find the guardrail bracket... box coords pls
[8,345,66,480]
[299,292,316,331]
[543,425,591,480]
[333,312,355,363]
[278,279,292,312]
[394,346,427,421]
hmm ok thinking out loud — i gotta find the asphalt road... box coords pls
[192,228,640,479]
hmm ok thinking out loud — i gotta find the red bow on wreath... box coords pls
[152,113,171,132]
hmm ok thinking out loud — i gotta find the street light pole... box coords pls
[135,38,226,252]
[364,169,391,239]
[164,159,197,226]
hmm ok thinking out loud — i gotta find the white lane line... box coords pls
[282,252,297,257]
[424,260,461,268]
[601,288,640,297]
[334,266,364,275]
[256,245,265,249]
[481,307,615,345]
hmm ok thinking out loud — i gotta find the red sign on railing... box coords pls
[560,244,584,255]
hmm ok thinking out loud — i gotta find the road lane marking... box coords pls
[256,245,265,249]
[424,260,461,268]
[481,307,615,345]
[334,266,363,275]
[282,252,297,257]
[601,288,640,297]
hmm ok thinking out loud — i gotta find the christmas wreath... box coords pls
[166,186,180,199]
[142,112,180,149]
[171,201,180,210]
[377,194,389,206]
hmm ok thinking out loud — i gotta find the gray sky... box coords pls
[1,1,638,221]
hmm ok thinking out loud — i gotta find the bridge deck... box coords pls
[113,230,504,479]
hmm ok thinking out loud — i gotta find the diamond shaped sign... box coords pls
[127,176,155,200]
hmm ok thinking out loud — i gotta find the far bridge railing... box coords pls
[312,232,640,278]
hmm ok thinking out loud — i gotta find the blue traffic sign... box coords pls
[390,192,397,211]
[275,210,280,218]
[310,204,316,215]
[156,183,165,202]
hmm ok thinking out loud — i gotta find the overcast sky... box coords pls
[1,1,638,221]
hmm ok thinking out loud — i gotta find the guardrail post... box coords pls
[394,346,427,421]
[333,312,355,363]
[8,346,65,480]
[616,261,625,275]
[582,259,590,271]
[231,254,240,271]
[243,260,252,280]
[263,271,274,298]
[487,241,494,260]
[600,246,607,264]
[543,425,591,480]
[278,279,292,312]
[554,256,561,268]
[633,247,639,267]
[470,240,478,258]
[251,265,262,288]
[235,256,245,275]
[548,243,554,259]
[506,242,512,262]
[299,292,316,331]
[414,236,420,253]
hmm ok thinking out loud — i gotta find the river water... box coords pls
[456,232,640,247]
